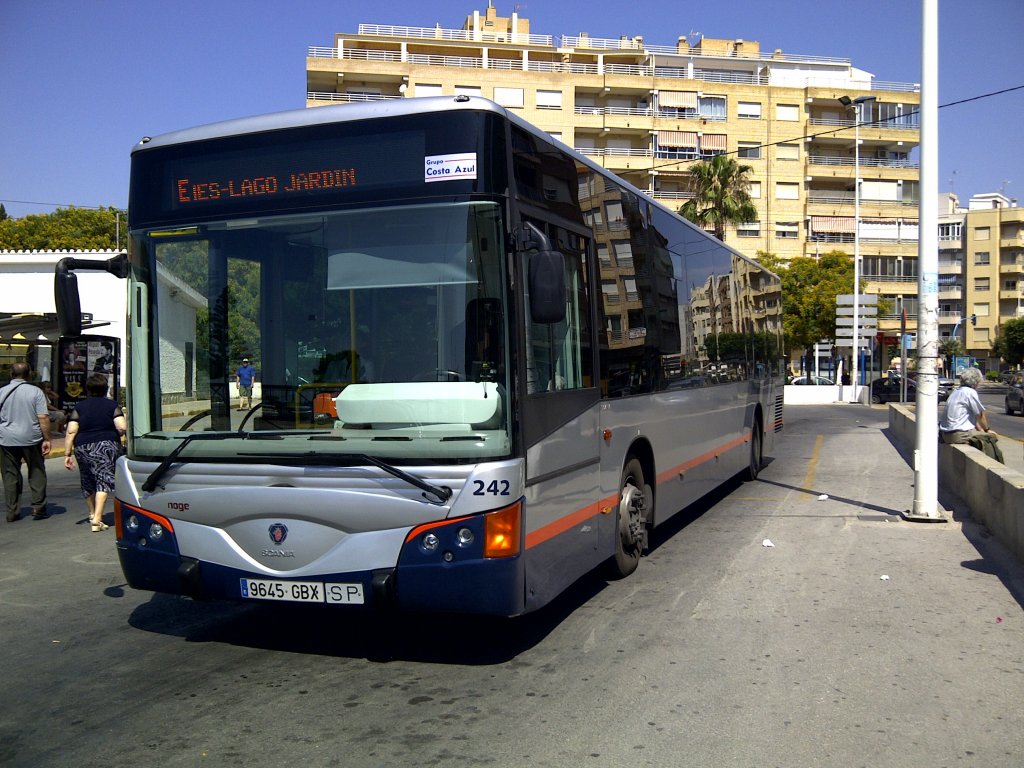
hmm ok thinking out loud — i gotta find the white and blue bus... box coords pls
[57,96,783,615]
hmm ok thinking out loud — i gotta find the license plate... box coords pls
[239,578,364,604]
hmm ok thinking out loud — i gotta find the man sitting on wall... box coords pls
[938,366,1004,464]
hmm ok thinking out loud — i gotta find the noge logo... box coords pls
[167,502,190,512]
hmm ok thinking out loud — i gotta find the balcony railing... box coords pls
[308,45,917,93]
[356,23,553,47]
[808,155,918,169]
[809,117,920,131]
[307,92,401,103]
[807,192,920,207]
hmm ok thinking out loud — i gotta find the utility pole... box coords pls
[905,0,944,522]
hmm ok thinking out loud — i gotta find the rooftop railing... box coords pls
[308,44,918,93]
[357,23,553,47]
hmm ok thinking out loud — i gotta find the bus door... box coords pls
[518,218,602,597]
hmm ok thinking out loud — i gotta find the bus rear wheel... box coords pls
[609,458,650,579]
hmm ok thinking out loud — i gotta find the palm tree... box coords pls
[679,154,758,241]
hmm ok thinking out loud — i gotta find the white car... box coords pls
[790,375,835,386]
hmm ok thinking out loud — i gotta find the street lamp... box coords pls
[838,94,876,401]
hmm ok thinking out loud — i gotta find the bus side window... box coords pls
[523,227,592,394]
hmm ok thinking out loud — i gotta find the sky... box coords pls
[2,0,1022,220]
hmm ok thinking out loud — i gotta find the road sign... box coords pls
[836,318,877,328]
[836,306,878,316]
[836,294,878,306]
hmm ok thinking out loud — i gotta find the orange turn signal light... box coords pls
[484,501,522,558]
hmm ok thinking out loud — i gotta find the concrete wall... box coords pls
[784,384,865,405]
[888,403,1024,563]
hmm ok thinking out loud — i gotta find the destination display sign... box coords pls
[166,131,424,211]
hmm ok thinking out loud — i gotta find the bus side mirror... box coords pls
[521,222,566,324]
[54,264,83,337]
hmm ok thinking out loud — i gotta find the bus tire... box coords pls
[609,458,649,579]
[744,421,763,482]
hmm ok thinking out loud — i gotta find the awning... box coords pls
[657,130,698,148]
[700,133,727,151]
[658,90,698,109]
[810,216,856,234]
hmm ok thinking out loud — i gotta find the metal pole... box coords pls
[852,113,860,402]
[906,0,943,521]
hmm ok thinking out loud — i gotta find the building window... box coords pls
[775,182,799,200]
[536,89,562,109]
[1004,279,1018,291]
[416,84,443,97]
[454,85,482,97]
[938,222,962,240]
[975,328,990,342]
[776,143,800,161]
[737,101,761,119]
[738,142,761,160]
[974,227,991,241]
[748,181,761,199]
[776,104,800,121]
[776,222,799,239]
[974,252,990,265]
[974,277,990,292]
[494,87,524,108]
[972,302,990,317]
[698,96,726,120]
[736,222,760,238]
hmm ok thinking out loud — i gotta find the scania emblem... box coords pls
[268,523,288,544]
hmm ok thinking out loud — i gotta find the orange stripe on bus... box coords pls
[525,496,616,550]
[655,432,749,484]
[524,432,750,551]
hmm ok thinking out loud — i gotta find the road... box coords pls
[2,404,1022,767]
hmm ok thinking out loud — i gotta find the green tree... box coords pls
[994,317,1024,367]
[0,206,125,251]
[756,250,855,357]
[0,203,8,221]
[678,154,757,241]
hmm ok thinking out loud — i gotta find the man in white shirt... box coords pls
[0,362,52,521]
[938,366,1003,463]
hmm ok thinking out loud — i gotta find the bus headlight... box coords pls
[422,533,440,551]
[456,527,475,547]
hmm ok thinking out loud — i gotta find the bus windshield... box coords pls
[130,200,511,463]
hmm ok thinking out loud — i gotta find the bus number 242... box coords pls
[472,480,511,496]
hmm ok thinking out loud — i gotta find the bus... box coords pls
[56,96,783,616]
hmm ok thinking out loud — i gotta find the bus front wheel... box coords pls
[610,458,650,579]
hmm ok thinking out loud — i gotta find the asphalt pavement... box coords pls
[1,402,1022,767]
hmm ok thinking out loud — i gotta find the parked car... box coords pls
[790,375,835,386]
[1006,378,1024,415]
[886,372,951,402]
[872,376,950,405]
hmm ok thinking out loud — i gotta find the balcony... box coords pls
[938,260,962,274]
[307,91,401,104]
[999,256,1024,273]
[808,154,918,170]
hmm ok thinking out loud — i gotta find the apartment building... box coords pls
[963,194,1024,367]
[306,3,921,342]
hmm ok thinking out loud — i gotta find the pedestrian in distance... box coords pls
[236,357,256,411]
[63,374,127,532]
[0,361,52,522]
[938,366,1004,464]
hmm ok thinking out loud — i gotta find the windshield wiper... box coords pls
[354,453,453,505]
[236,450,453,505]
[141,432,241,492]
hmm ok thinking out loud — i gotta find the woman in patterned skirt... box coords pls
[64,374,126,531]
